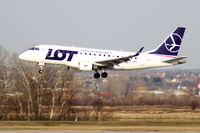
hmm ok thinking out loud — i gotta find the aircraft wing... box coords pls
[163,56,188,64]
[94,47,144,67]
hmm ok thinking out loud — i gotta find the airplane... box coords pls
[19,27,187,79]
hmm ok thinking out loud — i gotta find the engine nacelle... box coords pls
[78,62,93,71]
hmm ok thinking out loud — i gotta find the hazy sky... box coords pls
[0,0,199,69]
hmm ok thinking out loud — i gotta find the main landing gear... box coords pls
[94,71,108,79]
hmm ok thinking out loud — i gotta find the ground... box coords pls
[1,106,200,131]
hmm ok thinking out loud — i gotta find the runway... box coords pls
[0,131,199,133]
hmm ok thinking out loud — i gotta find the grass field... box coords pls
[1,105,200,131]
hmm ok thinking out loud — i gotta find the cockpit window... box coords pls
[35,48,39,51]
[29,47,34,50]
[29,47,40,51]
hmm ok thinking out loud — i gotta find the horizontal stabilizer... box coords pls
[163,56,187,64]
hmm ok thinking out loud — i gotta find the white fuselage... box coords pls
[19,45,174,70]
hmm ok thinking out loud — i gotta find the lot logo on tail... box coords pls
[165,33,182,53]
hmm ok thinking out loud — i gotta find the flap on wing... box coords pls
[94,56,131,67]
[94,47,144,67]
[163,56,188,64]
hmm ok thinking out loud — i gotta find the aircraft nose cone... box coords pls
[18,53,26,60]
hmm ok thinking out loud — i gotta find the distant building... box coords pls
[132,90,164,95]
[196,76,200,89]
[132,90,187,96]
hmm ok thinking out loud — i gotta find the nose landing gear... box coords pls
[39,69,44,74]
[38,62,45,74]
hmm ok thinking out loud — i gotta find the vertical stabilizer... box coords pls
[148,27,186,57]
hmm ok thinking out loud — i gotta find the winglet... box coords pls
[134,47,144,57]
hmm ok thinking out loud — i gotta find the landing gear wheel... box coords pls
[101,72,108,78]
[38,62,45,74]
[39,70,44,74]
[94,73,100,79]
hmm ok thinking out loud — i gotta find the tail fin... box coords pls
[148,27,186,57]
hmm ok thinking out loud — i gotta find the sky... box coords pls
[0,0,199,69]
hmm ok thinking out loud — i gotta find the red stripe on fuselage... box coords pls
[153,54,177,58]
